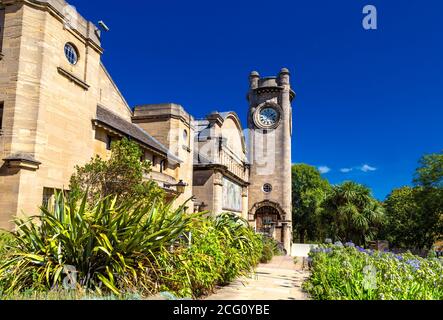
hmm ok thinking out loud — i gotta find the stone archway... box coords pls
[249,200,287,244]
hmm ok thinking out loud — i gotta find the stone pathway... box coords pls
[205,256,310,300]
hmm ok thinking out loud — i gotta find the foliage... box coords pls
[152,213,263,298]
[321,182,384,246]
[0,231,15,294]
[0,198,263,299]
[292,164,331,243]
[69,138,161,204]
[0,190,197,297]
[0,231,14,258]
[381,187,421,248]
[304,244,443,300]
[413,151,443,188]
[260,236,283,263]
[381,151,443,249]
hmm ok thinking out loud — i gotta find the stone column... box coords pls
[212,171,224,216]
[241,186,248,220]
[278,68,293,253]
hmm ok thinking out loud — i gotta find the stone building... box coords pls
[0,0,295,252]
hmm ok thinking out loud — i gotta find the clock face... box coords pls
[259,107,279,127]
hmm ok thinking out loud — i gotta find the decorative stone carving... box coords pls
[248,200,287,220]
[213,171,224,186]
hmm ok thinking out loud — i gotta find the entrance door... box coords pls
[255,206,282,242]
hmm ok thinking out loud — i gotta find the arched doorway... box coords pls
[255,206,283,243]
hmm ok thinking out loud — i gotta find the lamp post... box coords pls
[164,179,188,194]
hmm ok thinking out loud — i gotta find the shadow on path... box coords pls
[205,256,310,300]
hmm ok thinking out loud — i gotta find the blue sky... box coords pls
[69,0,442,200]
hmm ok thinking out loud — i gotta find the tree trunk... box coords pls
[300,230,305,244]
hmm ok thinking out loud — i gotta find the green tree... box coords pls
[381,151,443,250]
[382,186,422,248]
[321,181,384,246]
[292,164,331,243]
[413,151,443,248]
[69,138,163,204]
[414,151,443,188]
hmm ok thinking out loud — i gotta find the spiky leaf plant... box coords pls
[0,191,199,296]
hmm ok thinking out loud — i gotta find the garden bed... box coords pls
[303,243,443,300]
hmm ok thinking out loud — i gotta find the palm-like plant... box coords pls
[0,191,199,296]
[321,181,384,245]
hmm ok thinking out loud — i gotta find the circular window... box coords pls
[263,183,273,193]
[64,43,78,65]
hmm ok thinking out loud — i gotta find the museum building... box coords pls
[0,0,295,252]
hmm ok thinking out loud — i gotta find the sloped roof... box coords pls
[94,105,182,164]
[195,111,247,153]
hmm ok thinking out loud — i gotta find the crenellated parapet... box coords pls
[248,69,296,105]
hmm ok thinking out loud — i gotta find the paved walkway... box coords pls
[205,256,310,300]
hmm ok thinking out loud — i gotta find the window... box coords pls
[42,188,55,209]
[263,216,274,225]
[160,160,166,173]
[183,129,188,142]
[64,43,78,65]
[106,135,113,150]
[43,188,69,209]
[0,102,3,134]
[263,183,273,193]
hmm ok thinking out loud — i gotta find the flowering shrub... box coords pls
[304,243,443,300]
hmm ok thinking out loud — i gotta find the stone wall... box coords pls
[0,1,148,227]
[133,103,195,212]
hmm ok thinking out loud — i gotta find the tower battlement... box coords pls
[248,69,295,103]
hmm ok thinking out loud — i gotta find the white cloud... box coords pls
[339,165,377,173]
[318,166,331,174]
[361,164,377,172]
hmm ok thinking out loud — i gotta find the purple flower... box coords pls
[406,259,421,271]
[345,242,355,248]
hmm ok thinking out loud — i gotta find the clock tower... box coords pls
[247,68,295,254]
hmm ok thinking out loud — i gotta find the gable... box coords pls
[98,63,132,121]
